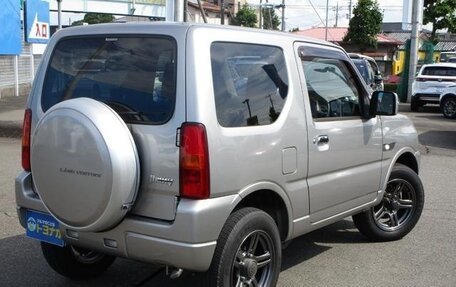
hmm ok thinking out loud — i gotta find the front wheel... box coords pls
[41,242,116,280]
[208,208,282,287]
[441,96,456,119]
[353,164,424,242]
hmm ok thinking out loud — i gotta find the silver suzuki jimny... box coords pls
[16,22,424,287]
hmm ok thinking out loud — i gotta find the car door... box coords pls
[295,43,383,223]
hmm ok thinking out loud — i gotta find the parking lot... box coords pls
[0,104,455,287]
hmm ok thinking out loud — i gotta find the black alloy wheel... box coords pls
[353,164,424,242]
[232,230,275,287]
[208,208,281,287]
[441,96,456,119]
[372,178,416,232]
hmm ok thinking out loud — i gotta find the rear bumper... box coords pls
[412,93,440,104]
[16,171,239,271]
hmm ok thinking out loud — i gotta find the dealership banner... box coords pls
[0,0,22,54]
[25,0,50,44]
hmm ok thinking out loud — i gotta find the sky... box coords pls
[246,0,411,31]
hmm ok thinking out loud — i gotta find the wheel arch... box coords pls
[234,184,293,242]
[395,151,419,174]
[382,148,420,195]
[440,93,456,104]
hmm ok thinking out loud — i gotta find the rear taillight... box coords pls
[22,109,32,172]
[179,123,210,199]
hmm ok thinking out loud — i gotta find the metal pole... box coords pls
[335,2,338,27]
[407,0,422,103]
[325,0,329,41]
[30,54,35,81]
[183,0,188,22]
[221,0,225,25]
[281,0,285,32]
[260,1,263,29]
[57,0,62,29]
[174,0,183,21]
[348,0,352,20]
[14,55,19,97]
[166,0,174,21]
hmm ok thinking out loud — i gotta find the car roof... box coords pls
[348,53,375,62]
[55,22,341,50]
[421,63,456,68]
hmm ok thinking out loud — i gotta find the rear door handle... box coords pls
[313,135,329,144]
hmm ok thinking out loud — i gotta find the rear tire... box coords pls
[41,242,115,280]
[208,208,281,287]
[352,164,424,242]
[441,96,456,119]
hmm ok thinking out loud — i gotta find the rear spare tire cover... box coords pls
[31,98,140,232]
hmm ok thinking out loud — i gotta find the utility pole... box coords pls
[221,0,225,25]
[325,0,329,41]
[407,0,422,103]
[334,2,339,27]
[166,0,183,21]
[183,0,188,22]
[281,0,285,31]
[57,0,62,30]
[259,0,262,29]
[348,0,352,20]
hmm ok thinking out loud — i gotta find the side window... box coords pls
[301,56,361,120]
[211,42,289,127]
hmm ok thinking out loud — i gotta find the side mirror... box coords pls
[370,91,398,116]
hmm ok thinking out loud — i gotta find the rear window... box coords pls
[42,36,177,124]
[421,66,456,77]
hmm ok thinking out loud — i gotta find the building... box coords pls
[187,0,247,24]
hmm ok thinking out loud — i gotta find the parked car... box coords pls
[440,85,456,118]
[448,57,456,63]
[411,63,456,111]
[16,23,424,286]
[349,53,384,91]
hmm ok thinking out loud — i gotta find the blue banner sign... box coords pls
[25,0,50,44]
[0,0,22,55]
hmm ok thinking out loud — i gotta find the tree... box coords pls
[72,13,114,26]
[230,5,257,28]
[343,0,383,50]
[423,0,456,43]
[261,7,280,30]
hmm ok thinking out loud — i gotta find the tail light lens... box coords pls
[179,123,210,199]
[22,109,32,171]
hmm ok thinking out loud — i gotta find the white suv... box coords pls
[411,63,456,111]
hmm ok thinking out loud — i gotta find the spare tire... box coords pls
[31,98,140,232]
